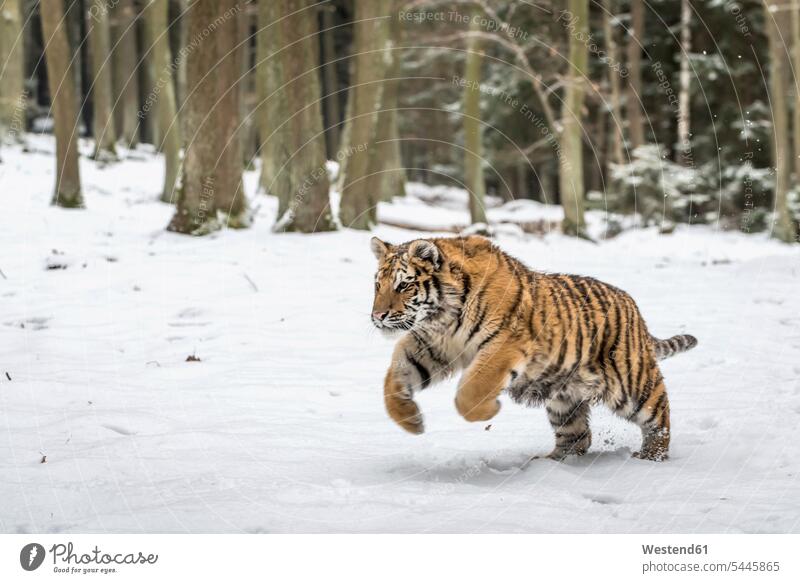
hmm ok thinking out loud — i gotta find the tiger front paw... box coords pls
[455,395,501,422]
[386,396,425,434]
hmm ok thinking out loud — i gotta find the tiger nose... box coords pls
[372,311,388,321]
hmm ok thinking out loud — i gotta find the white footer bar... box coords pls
[1,534,798,582]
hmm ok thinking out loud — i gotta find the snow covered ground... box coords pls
[1,136,799,533]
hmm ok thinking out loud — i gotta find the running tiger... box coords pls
[370,235,697,461]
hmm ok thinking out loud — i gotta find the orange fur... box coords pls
[370,236,696,461]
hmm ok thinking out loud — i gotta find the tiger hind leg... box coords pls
[631,373,671,461]
[545,395,592,460]
[601,357,671,461]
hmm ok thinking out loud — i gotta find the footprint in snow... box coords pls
[5,317,51,331]
[102,424,137,436]
[177,307,203,319]
[584,493,621,506]
[696,417,719,430]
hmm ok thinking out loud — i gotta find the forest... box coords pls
[1,0,798,241]
[1,1,799,535]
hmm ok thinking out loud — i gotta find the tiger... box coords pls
[370,235,697,461]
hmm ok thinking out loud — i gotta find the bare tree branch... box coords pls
[400,0,562,133]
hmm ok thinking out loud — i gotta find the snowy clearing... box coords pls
[1,138,799,533]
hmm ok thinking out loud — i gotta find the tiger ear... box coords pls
[370,237,391,260]
[408,239,440,268]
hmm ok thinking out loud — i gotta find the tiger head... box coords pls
[370,237,443,331]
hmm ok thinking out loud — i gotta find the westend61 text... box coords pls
[642,544,708,555]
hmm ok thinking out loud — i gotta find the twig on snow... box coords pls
[243,273,259,292]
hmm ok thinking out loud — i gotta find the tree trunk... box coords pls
[337,0,391,230]
[141,2,157,148]
[214,0,249,228]
[602,0,624,166]
[463,9,487,224]
[167,0,222,234]
[139,4,158,146]
[113,0,140,147]
[320,4,340,158]
[257,0,290,204]
[23,0,36,95]
[0,0,26,144]
[87,0,117,159]
[144,0,181,203]
[626,0,645,150]
[170,0,188,143]
[765,3,798,243]
[239,5,258,169]
[515,159,528,199]
[676,0,691,165]
[559,0,588,237]
[336,76,354,183]
[372,0,405,202]
[40,0,83,207]
[385,101,406,198]
[539,161,555,204]
[592,99,607,193]
[792,0,800,181]
[64,0,84,126]
[259,0,334,232]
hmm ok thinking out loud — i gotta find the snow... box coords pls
[378,181,562,233]
[1,135,799,533]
